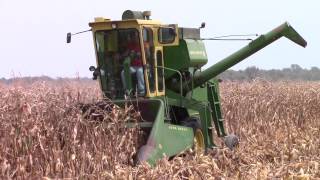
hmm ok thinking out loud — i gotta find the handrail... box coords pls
[157,66,183,106]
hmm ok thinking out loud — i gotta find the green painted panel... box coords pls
[143,100,194,165]
[164,39,208,78]
[113,98,194,166]
[185,39,207,66]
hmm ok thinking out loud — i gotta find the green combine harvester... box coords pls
[67,10,307,165]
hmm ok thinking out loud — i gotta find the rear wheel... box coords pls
[181,117,205,154]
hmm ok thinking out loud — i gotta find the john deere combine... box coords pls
[67,10,307,165]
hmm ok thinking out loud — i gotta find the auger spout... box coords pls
[188,22,307,91]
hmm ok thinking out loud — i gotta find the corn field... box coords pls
[0,79,319,179]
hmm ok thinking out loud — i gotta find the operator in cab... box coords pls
[121,31,145,96]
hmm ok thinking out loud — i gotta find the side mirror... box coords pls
[89,66,96,71]
[67,32,72,43]
[89,66,100,80]
[200,22,206,29]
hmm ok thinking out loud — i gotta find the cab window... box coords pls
[158,27,176,44]
[94,29,143,98]
[156,50,164,91]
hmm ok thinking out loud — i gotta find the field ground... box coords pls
[0,80,319,179]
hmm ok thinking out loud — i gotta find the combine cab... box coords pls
[67,10,307,165]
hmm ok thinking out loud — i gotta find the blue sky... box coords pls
[0,0,318,78]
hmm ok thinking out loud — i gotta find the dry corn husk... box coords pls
[0,79,319,179]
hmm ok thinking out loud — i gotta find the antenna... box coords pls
[201,34,259,41]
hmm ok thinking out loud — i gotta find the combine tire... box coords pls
[181,117,205,154]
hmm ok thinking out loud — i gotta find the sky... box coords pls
[0,0,318,78]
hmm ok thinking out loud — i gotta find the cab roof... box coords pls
[89,18,162,28]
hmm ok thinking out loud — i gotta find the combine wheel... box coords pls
[224,134,239,150]
[193,128,205,154]
[181,117,205,154]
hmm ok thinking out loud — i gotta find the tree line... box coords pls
[1,64,320,84]
[218,64,320,81]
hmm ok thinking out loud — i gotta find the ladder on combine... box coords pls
[207,80,226,137]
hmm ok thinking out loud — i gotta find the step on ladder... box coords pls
[207,81,226,137]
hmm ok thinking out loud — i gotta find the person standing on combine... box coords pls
[121,31,145,96]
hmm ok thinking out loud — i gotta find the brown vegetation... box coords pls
[0,80,319,179]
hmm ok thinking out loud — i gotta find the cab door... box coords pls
[142,25,178,97]
[142,26,166,97]
[142,27,156,97]
[154,25,178,96]
[154,46,165,96]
